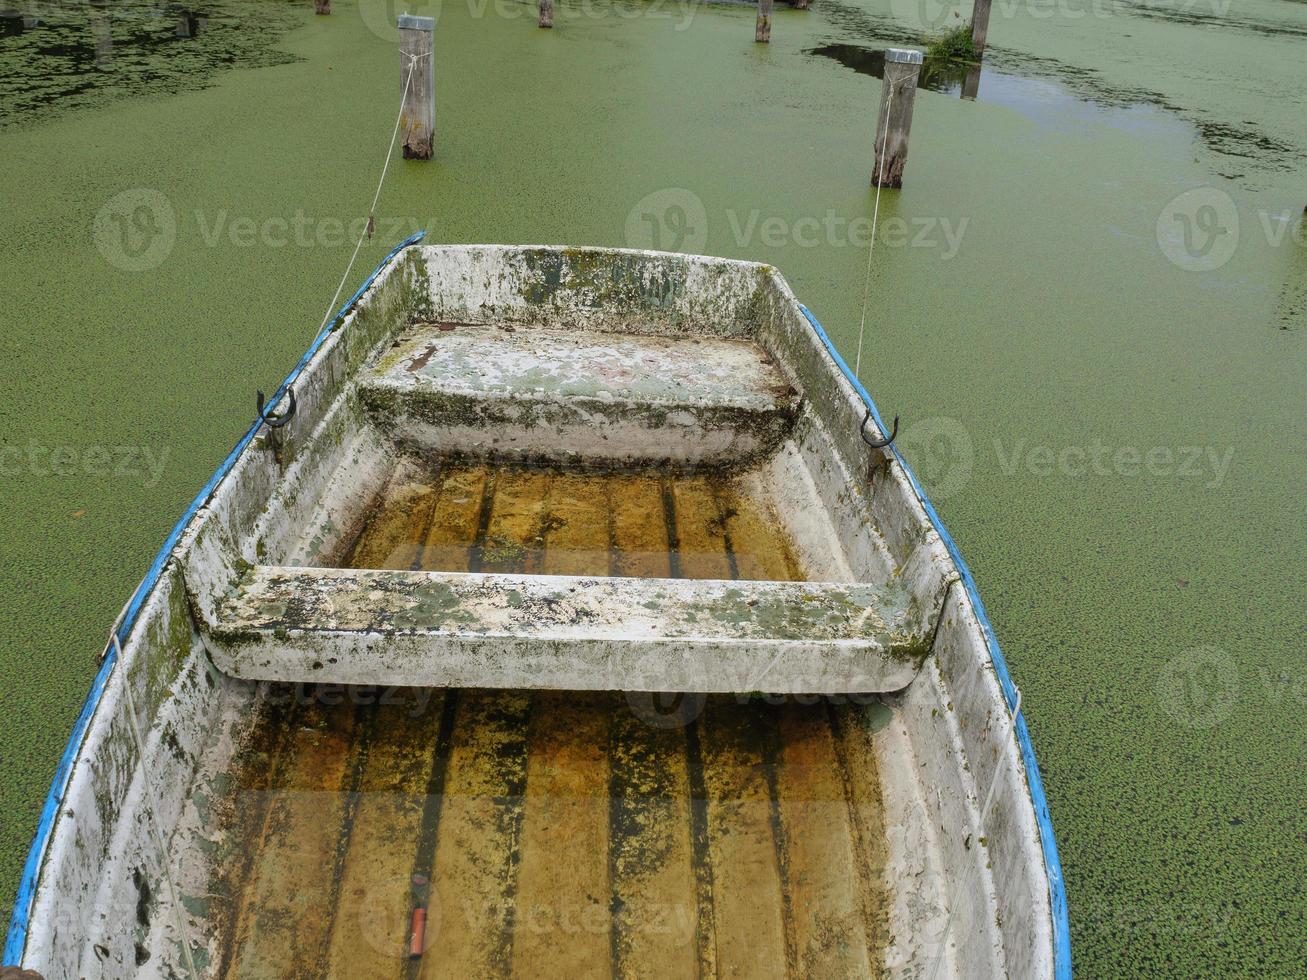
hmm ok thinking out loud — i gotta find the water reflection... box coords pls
[807,43,982,101]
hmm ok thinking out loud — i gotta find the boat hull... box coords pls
[5,243,1067,978]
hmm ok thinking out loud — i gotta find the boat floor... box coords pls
[200,687,891,978]
[333,458,806,582]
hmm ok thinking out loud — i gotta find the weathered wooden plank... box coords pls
[611,473,671,578]
[542,473,612,577]
[669,476,732,580]
[419,466,488,573]
[511,692,613,976]
[608,700,702,977]
[829,704,892,962]
[696,699,789,978]
[480,468,550,574]
[418,690,532,977]
[347,479,439,570]
[223,696,363,979]
[717,481,804,582]
[775,701,875,975]
[324,691,448,973]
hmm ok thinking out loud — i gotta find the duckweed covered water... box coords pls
[1,0,1304,975]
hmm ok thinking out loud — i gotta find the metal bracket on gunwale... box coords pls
[860,409,899,449]
[256,388,297,429]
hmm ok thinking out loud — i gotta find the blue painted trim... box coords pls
[3,232,425,966]
[798,304,1072,979]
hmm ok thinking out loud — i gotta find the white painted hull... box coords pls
[5,244,1068,978]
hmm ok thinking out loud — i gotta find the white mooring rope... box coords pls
[313,51,422,338]
[927,686,1024,980]
[854,79,895,380]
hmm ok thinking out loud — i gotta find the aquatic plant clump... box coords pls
[924,18,977,63]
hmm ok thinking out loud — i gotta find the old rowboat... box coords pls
[4,238,1070,978]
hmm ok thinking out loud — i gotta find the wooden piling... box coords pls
[971,0,992,57]
[755,0,772,43]
[314,0,330,14]
[871,48,922,189]
[398,15,435,160]
[539,0,553,27]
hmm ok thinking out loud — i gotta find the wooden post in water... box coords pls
[872,48,922,189]
[539,0,553,27]
[756,0,772,43]
[314,0,330,14]
[971,0,992,57]
[794,0,810,10]
[399,14,435,160]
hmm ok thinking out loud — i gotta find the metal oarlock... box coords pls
[256,387,297,429]
[860,409,899,450]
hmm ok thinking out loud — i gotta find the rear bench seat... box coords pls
[198,566,942,693]
[358,322,800,465]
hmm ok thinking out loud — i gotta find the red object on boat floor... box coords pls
[409,906,426,959]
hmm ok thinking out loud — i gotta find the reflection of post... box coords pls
[89,0,112,69]
[961,63,981,101]
[315,0,331,14]
[756,0,772,43]
[399,15,435,160]
[539,0,553,28]
[872,48,922,188]
[971,0,992,57]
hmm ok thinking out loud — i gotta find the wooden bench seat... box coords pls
[357,322,800,465]
[202,566,939,693]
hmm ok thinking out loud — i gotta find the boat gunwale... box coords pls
[793,302,1071,980]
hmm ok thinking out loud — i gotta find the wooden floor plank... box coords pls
[324,691,449,975]
[608,701,702,978]
[480,468,550,574]
[542,474,612,577]
[223,696,362,980]
[418,690,533,979]
[776,702,875,976]
[669,476,733,581]
[696,698,789,979]
[419,466,488,573]
[719,482,804,583]
[611,473,671,578]
[829,704,893,969]
[511,692,613,977]
[348,478,440,570]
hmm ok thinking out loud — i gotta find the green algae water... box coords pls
[1,0,1304,975]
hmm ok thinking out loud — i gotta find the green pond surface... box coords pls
[1,0,1304,974]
